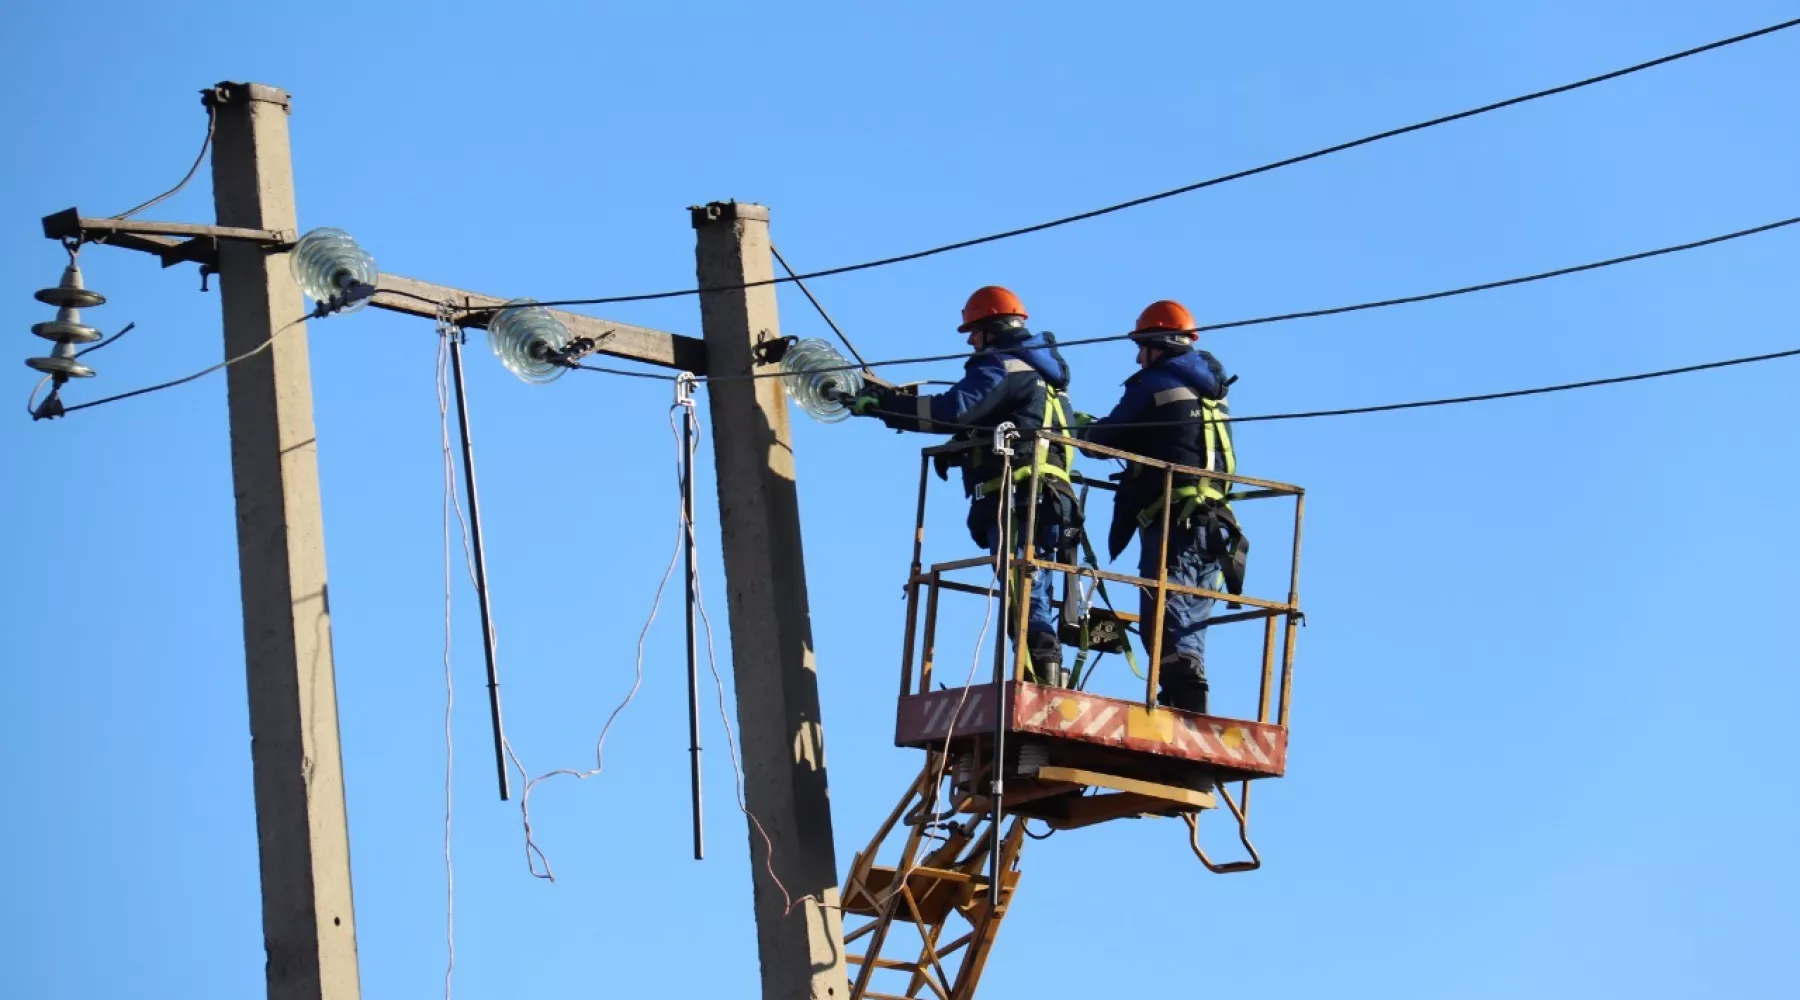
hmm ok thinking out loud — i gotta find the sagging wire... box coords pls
[679,215,1800,386]
[503,391,694,882]
[468,18,1800,313]
[815,343,1800,437]
[25,375,54,420]
[1091,344,1800,428]
[568,361,680,381]
[434,303,542,875]
[35,315,310,420]
[683,398,826,918]
[914,466,1009,833]
[420,309,760,891]
[433,312,458,1000]
[422,299,630,882]
[110,97,216,221]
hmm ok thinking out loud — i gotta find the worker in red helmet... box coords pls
[1077,300,1242,714]
[850,286,1080,685]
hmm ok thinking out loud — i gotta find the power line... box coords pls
[43,315,308,418]
[487,17,1800,312]
[110,100,216,221]
[569,360,681,381]
[380,287,455,308]
[75,321,139,358]
[1174,216,1800,339]
[771,244,869,367]
[857,343,1800,435]
[1227,344,1800,424]
[689,213,1798,382]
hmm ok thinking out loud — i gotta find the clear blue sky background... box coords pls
[3,2,1796,997]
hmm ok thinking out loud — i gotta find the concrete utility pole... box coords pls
[46,83,845,1000]
[692,201,850,1000]
[209,82,361,1000]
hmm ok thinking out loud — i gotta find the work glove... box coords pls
[1073,411,1096,427]
[932,449,957,482]
[849,388,885,416]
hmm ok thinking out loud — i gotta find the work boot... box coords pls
[1159,682,1209,715]
[1180,768,1219,795]
[1027,632,1067,687]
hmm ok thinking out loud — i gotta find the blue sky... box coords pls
[3,2,1796,997]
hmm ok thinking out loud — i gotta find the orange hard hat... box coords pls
[959,285,1027,332]
[1131,300,1197,342]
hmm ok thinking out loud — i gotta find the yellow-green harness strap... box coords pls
[972,385,1075,499]
[1201,397,1235,500]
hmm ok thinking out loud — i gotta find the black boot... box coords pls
[1159,681,1209,715]
[1028,632,1067,687]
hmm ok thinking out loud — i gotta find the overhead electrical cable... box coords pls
[480,18,1800,312]
[683,214,1798,383]
[902,345,1800,432]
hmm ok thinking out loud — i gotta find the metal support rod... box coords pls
[1257,616,1278,725]
[1278,492,1307,729]
[899,451,933,701]
[988,430,1016,908]
[446,330,512,802]
[1145,467,1175,707]
[1010,440,1045,685]
[680,385,705,861]
[919,572,943,694]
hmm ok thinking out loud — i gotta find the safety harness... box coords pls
[970,381,1074,499]
[1125,395,1249,605]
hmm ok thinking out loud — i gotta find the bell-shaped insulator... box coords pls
[289,227,377,314]
[488,299,571,384]
[26,340,95,379]
[779,338,864,423]
[31,263,104,345]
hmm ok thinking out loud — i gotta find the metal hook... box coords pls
[434,301,463,343]
[674,371,698,410]
[992,420,1018,457]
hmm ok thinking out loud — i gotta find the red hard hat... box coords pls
[959,286,1028,332]
[1131,300,1197,343]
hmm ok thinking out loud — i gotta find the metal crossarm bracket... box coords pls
[751,333,798,366]
[42,208,293,262]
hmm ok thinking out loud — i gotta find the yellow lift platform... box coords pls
[843,429,1305,1000]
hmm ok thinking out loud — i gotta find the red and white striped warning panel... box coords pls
[896,682,1286,778]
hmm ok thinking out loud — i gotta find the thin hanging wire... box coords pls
[53,315,308,416]
[433,316,457,1000]
[110,101,216,221]
[505,399,692,882]
[919,477,1008,829]
[684,405,822,918]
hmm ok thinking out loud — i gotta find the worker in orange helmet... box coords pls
[1077,300,1242,714]
[850,286,1080,685]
